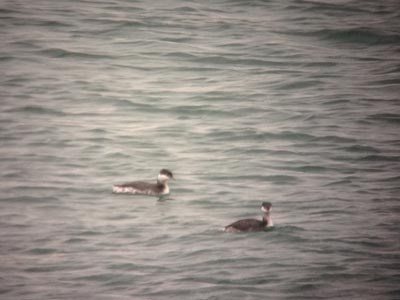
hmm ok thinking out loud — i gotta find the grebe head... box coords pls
[261,202,272,213]
[157,169,174,184]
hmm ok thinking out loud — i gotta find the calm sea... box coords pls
[1,0,400,299]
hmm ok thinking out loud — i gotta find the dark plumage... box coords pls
[224,202,273,232]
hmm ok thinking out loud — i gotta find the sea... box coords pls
[1,0,399,299]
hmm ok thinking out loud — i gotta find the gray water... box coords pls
[1,0,400,299]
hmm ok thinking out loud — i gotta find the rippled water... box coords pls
[1,0,400,299]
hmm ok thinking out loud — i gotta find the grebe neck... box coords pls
[263,212,274,227]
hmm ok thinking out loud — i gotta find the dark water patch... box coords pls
[37,19,72,28]
[209,129,315,142]
[85,136,114,144]
[27,248,57,255]
[262,175,299,184]
[189,198,230,209]
[289,165,327,173]
[369,78,400,87]
[107,263,139,271]
[161,36,196,44]
[0,8,20,15]
[183,256,265,270]
[86,127,108,134]
[162,51,199,60]
[357,154,400,162]
[76,273,126,283]
[275,79,324,90]
[310,209,353,216]
[83,17,145,28]
[375,263,400,272]
[303,60,339,69]
[366,175,400,185]
[106,214,134,221]
[367,113,400,124]
[0,221,30,229]
[323,177,359,187]
[274,131,316,141]
[179,248,223,260]
[171,105,234,117]
[289,1,367,14]
[387,289,400,297]
[342,144,380,153]
[0,288,12,295]
[244,148,297,156]
[276,225,306,234]
[107,263,168,273]
[103,274,137,287]
[104,150,131,159]
[38,204,70,212]
[76,230,103,236]
[313,135,357,144]
[65,238,87,244]
[0,55,16,62]
[113,99,166,113]
[269,226,310,243]
[24,266,65,273]
[345,239,390,250]
[172,187,194,194]
[6,105,66,116]
[285,282,326,298]
[183,274,277,286]
[35,48,113,60]
[171,5,203,13]
[313,263,350,274]
[0,196,58,204]
[322,99,351,106]
[2,170,24,178]
[145,234,174,246]
[207,174,299,184]
[280,27,400,46]
[194,55,299,68]
[173,65,224,74]
[10,16,72,28]
[2,76,32,87]
[320,28,400,45]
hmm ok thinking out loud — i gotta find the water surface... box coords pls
[1,0,400,299]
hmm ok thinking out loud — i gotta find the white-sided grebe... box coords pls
[112,169,174,196]
[224,202,274,232]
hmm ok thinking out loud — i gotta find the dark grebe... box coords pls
[112,169,174,196]
[224,202,273,232]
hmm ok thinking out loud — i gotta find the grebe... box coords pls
[112,169,174,196]
[224,202,273,232]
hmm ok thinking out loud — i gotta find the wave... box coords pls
[208,129,315,142]
[277,27,400,46]
[289,165,327,173]
[341,145,380,153]
[27,248,57,255]
[207,174,299,184]
[367,113,400,124]
[35,48,113,59]
[275,79,324,90]
[357,154,400,162]
[6,105,66,116]
[320,28,400,45]
[0,196,58,204]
